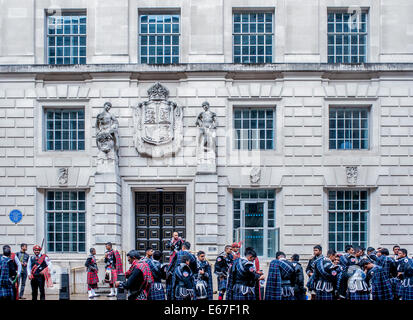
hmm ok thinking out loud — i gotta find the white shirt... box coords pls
[27,254,52,277]
[13,254,22,276]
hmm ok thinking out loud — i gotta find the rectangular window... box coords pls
[327,11,367,63]
[233,189,278,258]
[329,107,369,150]
[234,108,274,150]
[328,190,368,252]
[46,190,86,253]
[46,12,87,65]
[139,14,180,64]
[45,109,85,151]
[233,12,273,63]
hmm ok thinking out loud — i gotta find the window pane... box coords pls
[328,11,367,63]
[329,107,369,150]
[47,13,86,65]
[45,109,85,151]
[139,14,180,64]
[233,108,275,150]
[46,191,86,253]
[328,190,368,252]
[233,12,273,64]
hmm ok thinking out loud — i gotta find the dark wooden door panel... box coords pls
[135,191,186,263]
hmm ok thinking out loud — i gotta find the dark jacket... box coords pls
[119,267,144,300]
[292,261,306,299]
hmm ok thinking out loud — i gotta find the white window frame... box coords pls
[326,189,369,252]
[43,107,86,152]
[328,106,369,151]
[44,9,87,65]
[227,99,282,168]
[45,189,87,253]
[35,100,90,157]
[323,100,379,156]
[326,9,369,64]
[232,10,275,64]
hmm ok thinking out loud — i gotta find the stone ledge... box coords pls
[1,63,413,77]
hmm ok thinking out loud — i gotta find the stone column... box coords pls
[194,101,219,256]
[93,172,122,246]
[93,102,122,247]
[194,173,219,256]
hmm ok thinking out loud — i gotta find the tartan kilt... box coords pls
[347,291,370,300]
[87,270,99,285]
[104,268,118,284]
[315,290,334,300]
[391,278,402,298]
[0,285,14,299]
[400,285,413,300]
[217,277,227,291]
[148,283,166,300]
[231,291,256,300]
[174,295,193,301]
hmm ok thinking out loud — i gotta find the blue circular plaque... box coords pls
[9,209,22,224]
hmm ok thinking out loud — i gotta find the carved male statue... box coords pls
[195,101,217,160]
[96,102,119,169]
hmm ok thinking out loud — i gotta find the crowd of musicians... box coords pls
[1,232,412,300]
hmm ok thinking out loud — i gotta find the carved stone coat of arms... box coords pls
[134,82,183,158]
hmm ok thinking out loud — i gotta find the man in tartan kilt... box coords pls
[308,249,341,300]
[265,251,296,300]
[166,232,185,264]
[363,260,393,300]
[305,245,323,300]
[214,245,233,300]
[135,254,154,300]
[172,255,196,300]
[337,247,369,300]
[104,242,123,297]
[0,245,17,300]
[145,250,166,300]
[339,245,355,269]
[166,241,197,300]
[226,247,264,300]
[375,248,397,278]
[85,248,99,299]
[396,248,413,300]
[115,250,148,300]
[195,251,213,300]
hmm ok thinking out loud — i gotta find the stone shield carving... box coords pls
[57,168,68,185]
[346,166,358,185]
[134,82,183,158]
[250,167,261,184]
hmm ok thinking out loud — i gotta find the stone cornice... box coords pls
[1,63,413,78]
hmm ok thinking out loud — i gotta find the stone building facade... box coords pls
[1,0,413,291]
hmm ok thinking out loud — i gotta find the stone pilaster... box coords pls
[93,172,122,247]
[194,173,219,256]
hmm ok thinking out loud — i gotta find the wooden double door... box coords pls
[135,191,186,262]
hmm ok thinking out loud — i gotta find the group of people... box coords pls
[219,243,413,301]
[0,243,52,300]
[1,237,412,301]
[86,233,215,300]
[303,245,413,300]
